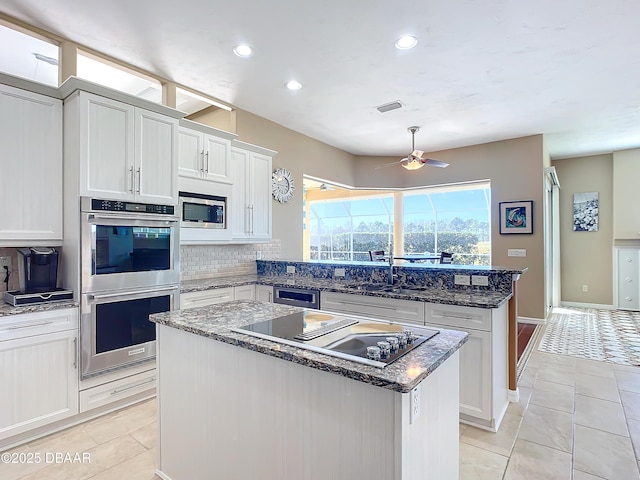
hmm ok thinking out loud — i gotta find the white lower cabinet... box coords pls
[0,308,79,441]
[234,284,256,300]
[256,284,274,302]
[320,291,425,325]
[426,303,508,431]
[180,284,257,308]
[616,247,640,310]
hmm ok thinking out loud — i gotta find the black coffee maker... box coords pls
[18,247,59,293]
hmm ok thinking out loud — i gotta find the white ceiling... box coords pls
[1,0,639,159]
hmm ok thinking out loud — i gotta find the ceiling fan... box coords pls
[376,126,450,171]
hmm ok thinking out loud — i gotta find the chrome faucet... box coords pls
[388,246,395,285]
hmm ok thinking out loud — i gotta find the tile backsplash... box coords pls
[180,239,281,281]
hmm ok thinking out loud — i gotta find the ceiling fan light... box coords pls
[402,159,424,170]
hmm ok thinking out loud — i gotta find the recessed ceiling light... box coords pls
[286,80,302,90]
[233,44,254,58]
[395,35,418,50]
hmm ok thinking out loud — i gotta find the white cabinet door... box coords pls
[256,284,274,302]
[0,84,63,244]
[178,126,232,185]
[0,323,78,440]
[80,92,136,201]
[427,322,492,421]
[230,147,250,239]
[250,152,273,241]
[203,135,231,183]
[75,91,177,203]
[178,127,205,179]
[136,109,178,204]
[230,146,273,243]
[234,284,256,300]
[616,248,640,310]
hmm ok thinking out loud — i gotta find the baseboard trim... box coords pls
[560,302,615,310]
[508,388,520,403]
[517,316,546,325]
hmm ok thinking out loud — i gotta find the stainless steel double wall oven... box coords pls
[80,197,180,379]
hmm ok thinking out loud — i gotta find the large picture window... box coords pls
[304,180,491,265]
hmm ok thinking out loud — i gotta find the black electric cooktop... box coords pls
[233,310,439,368]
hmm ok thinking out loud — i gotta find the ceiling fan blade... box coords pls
[374,159,406,169]
[422,158,449,168]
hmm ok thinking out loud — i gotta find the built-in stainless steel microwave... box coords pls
[179,191,226,229]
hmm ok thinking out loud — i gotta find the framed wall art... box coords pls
[573,192,598,232]
[499,200,533,234]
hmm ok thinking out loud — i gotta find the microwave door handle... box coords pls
[89,285,178,300]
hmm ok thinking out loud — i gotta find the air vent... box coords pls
[375,101,404,113]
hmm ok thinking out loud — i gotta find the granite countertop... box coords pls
[151,300,468,393]
[181,274,512,308]
[0,299,79,317]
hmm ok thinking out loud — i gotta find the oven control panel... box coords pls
[90,198,175,215]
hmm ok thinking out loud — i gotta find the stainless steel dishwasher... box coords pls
[273,286,320,309]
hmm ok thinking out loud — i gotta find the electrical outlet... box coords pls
[471,275,489,286]
[286,265,296,274]
[410,385,421,424]
[0,256,10,268]
[454,274,470,286]
[582,285,588,292]
[256,251,262,260]
[508,249,527,257]
[334,268,346,278]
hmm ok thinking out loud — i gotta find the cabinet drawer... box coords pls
[0,307,78,341]
[426,304,491,331]
[79,368,156,412]
[181,287,234,308]
[321,292,425,325]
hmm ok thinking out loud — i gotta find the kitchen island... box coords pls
[151,300,468,480]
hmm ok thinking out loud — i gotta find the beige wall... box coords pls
[553,154,613,305]
[233,109,356,259]
[354,135,546,320]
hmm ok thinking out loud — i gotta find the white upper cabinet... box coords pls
[178,119,236,185]
[230,140,276,242]
[66,90,178,204]
[0,83,63,245]
[613,149,640,240]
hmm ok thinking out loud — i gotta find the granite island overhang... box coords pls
[151,300,468,480]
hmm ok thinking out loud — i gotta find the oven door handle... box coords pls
[87,213,179,223]
[88,286,178,300]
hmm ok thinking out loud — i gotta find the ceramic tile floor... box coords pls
[4,333,640,479]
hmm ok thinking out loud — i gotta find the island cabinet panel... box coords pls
[425,302,508,432]
[320,291,425,325]
[156,324,459,480]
